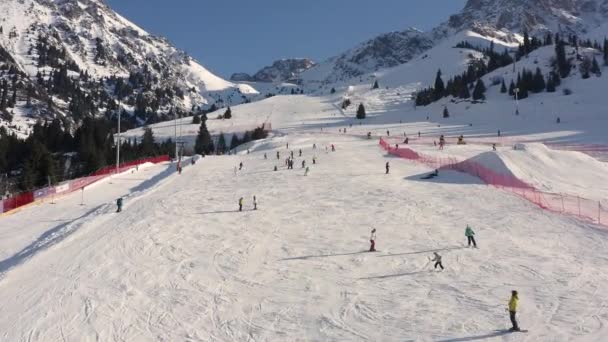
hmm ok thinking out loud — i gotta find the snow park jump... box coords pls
[3,0,608,340]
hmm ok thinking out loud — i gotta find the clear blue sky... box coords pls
[105,0,467,78]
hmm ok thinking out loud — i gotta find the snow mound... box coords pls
[468,143,608,200]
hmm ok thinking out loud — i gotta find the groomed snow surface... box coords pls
[0,130,607,341]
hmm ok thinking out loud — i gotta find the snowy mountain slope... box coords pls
[231,58,316,83]
[0,0,257,131]
[1,132,607,340]
[301,0,608,85]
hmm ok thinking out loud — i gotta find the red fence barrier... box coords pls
[379,138,608,227]
[1,155,170,215]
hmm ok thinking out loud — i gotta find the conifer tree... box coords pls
[434,69,445,99]
[229,133,240,150]
[223,106,232,119]
[356,103,366,119]
[532,68,546,93]
[140,128,156,156]
[194,121,214,154]
[472,79,486,100]
[500,79,507,93]
[216,132,227,154]
[508,80,515,96]
[192,115,201,124]
[372,80,379,89]
[458,82,470,99]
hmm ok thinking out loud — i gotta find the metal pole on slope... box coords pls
[514,88,520,115]
[174,106,178,162]
[116,102,121,176]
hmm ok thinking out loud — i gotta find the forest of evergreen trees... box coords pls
[0,117,174,194]
[416,32,608,107]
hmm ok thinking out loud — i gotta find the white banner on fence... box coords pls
[55,184,70,194]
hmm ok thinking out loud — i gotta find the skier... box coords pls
[556,117,561,124]
[116,197,123,213]
[313,143,316,149]
[312,156,317,165]
[386,130,390,136]
[239,162,243,170]
[508,290,520,331]
[431,252,444,270]
[264,153,267,160]
[238,197,244,212]
[492,143,497,151]
[274,166,278,171]
[299,149,302,157]
[385,162,390,174]
[277,151,280,160]
[331,144,336,152]
[286,143,289,149]
[395,144,399,150]
[302,160,306,168]
[253,196,258,210]
[291,151,294,158]
[465,225,477,248]
[304,166,310,176]
[418,131,421,138]
[439,135,445,150]
[404,137,409,144]
[369,228,377,252]
[498,129,501,137]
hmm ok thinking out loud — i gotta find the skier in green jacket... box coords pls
[465,225,477,248]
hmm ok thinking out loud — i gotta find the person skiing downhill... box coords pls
[312,156,317,164]
[253,196,258,210]
[238,197,244,212]
[431,252,444,270]
[239,162,243,170]
[264,153,267,160]
[465,225,477,248]
[116,197,123,213]
[299,149,302,157]
[302,160,306,168]
[385,162,390,174]
[508,290,520,331]
[369,228,377,252]
[277,151,280,160]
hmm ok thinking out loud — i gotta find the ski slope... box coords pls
[0,131,607,341]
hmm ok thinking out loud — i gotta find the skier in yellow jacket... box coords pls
[508,290,520,331]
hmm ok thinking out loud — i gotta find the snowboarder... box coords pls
[239,162,243,170]
[508,290,520,331]
[404,137,409,144]
[116,197,123,213]
[253,196,258,210]
[369,228,377,252]
[431,252,444,270]
[465,225,477,248]
[238,197,244,212]
[304,166,310,176]
[385,162,390,174]
[492,143,497,151]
